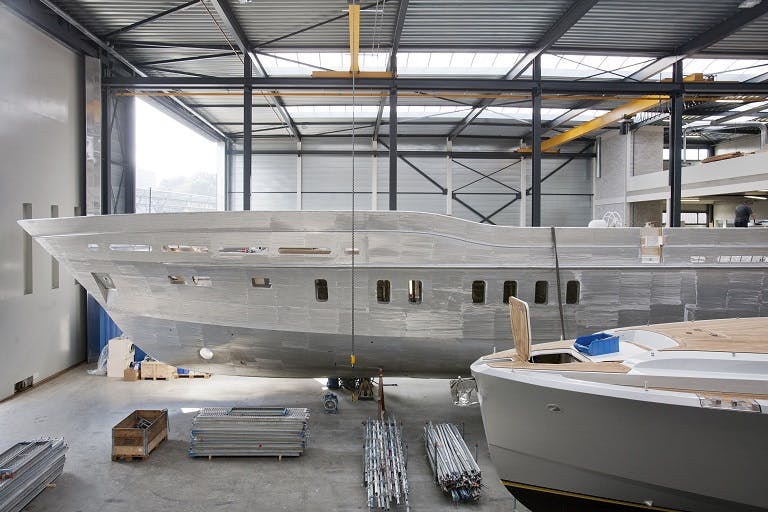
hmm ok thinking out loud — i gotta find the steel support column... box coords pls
[531,57,542,227]
[389,82,398,211]
[668,61,683,228]
[224,140,233,211]
[243,57,252,211]
[100,69,111,215]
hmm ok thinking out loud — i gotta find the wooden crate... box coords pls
[112,409,168,461]
[140,361,177,380]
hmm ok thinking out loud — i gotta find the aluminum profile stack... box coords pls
[0,438,67,512]
[424,422,482,502]
[363,416,409,511]
[189,407,309,457]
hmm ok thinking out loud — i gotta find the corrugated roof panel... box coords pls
[399,0,573,49]
[705,16,768,55]
[555,0,744,53]
[232,0,397,49]
[109,2,237,45]
[54,0,190,36]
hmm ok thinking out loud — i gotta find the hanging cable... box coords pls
[551,226,566,341]
[350,61,357,368]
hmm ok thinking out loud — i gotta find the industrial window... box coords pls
[503,281,518,304]
[251,277,272,288]
[168,275,186,285]
[50,205,59,289]
[315,279,329,302]
[472,281,486,304]
[191,276,212,287]
[534,281,548,304]
[22,203,32,295]
[408,280,422,304]
[377,280,390,303]
[566,281,580,304]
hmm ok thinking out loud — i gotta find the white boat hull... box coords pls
[471,364,768,511]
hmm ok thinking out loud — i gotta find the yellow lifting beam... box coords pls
[312,3,393,79]
[521,73,708,153]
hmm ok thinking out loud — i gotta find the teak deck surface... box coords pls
[620,318,768,354]
[482,318,768,373]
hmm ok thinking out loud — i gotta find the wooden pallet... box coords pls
[112,409,168,461]
[140,361,177,380]
[177,372,211,379]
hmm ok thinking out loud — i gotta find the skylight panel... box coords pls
[492,53,521,69]
[723,115,761,124]
[397,52,523,75]
[682,58,768,81]
[471,52,497,67]
[732,100,768,112]
[319,52,344,69]
[449,53,475,68]
[429,53,451,67]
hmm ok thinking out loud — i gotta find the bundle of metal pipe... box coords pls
[189,407,309,457]
[0,438,67,512]
[424,422,482,502]
[363,416,409,511]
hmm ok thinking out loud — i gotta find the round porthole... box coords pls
[546,403,562,413]
[199,347,214,360]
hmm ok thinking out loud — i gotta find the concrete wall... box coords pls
[715,133,763,155]
[631,200,664,227]
[0,6,85,399]
[594,126,663,226]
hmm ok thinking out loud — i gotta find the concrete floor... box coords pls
[0,365,528,512]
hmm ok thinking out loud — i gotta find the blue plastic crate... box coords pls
[574,332,619,356]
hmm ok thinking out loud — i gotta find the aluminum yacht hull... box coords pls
[18,211,768,377]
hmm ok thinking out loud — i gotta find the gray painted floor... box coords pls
[0,366,527,511]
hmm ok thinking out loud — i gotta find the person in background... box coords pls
[734,200,756,227]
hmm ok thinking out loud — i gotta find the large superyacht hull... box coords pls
[471,365,768,512]
[18,211,768,377]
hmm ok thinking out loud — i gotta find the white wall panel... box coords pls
[234,142,593,225]
[0,6,84,399]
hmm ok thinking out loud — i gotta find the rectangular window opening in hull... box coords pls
[164,244,209,253]
[535,281,548,304]
[472,281,486,304]
[251,277,272,288]
[503,281,518,304]
[408,280,422,304]
[279,247,332,255]
[110,244,152,252]
[377,280,390,303]
[218,246,264,254]
[192,276,212,287]
[566,281,580,304]
[168,275,186,285]
[315,279,329,302]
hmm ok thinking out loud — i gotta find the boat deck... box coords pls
[482,318,768,373]
[625,318,768,353]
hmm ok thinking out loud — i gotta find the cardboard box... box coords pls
[123,368,139,381]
